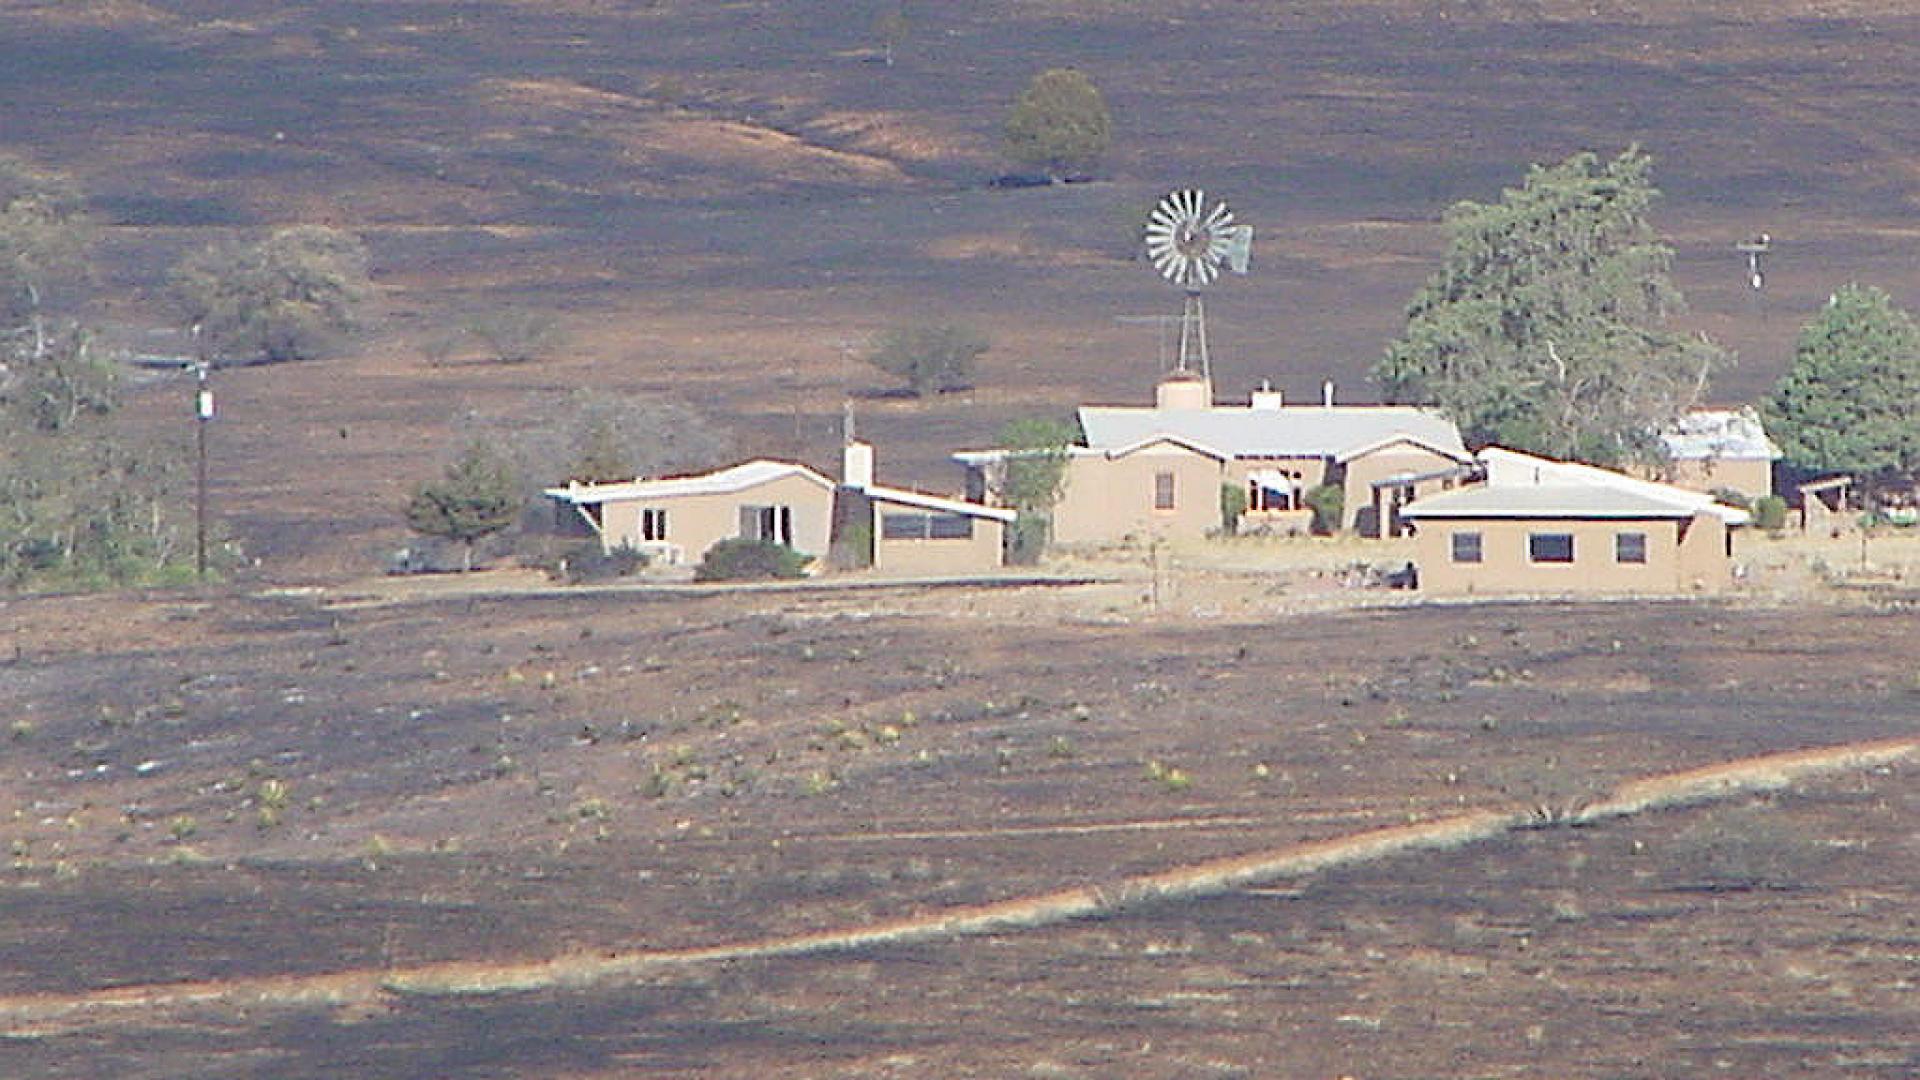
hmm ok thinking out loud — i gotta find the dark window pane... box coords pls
[1615,531,1648,563]
[1529,533,1575,563]
[927,513,973,539]
[881,513,927,540]
[1451,531,1483,563]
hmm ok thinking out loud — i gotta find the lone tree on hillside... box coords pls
[405,439,522,571]
[1373,147,1723,466]
[0,154,92,362]
[1002,68,1111,181]
[863,321,988,396]
[170,225,371,363]
[1763,284,1920,498]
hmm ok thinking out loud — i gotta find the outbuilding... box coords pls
[545,460,835,568]
[1401,448,1749,596]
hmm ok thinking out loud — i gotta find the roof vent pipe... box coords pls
[1250,379,1284,411]
[1322,380,1335,408]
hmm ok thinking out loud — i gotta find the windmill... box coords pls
[1144,189,1252,383]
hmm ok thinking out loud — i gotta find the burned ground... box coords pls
[1,580,1914,1077]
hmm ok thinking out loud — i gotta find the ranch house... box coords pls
[1400,447,1750,596]
[956,373,1471,543]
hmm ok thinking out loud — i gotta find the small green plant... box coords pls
[640,768,676,799]
[1144,759,1192,793]
[254,779,289,829]
[1046,735,1077,759]
[168,814,198,842]
[694,537,810,581]
[1219,482,1248,533]
[1304,483,1345,535]
[1751,494,1788,532]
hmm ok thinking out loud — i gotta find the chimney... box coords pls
[1155,371,1213,411]
[1249,380,1284,411]
[1322,380,1336,409]
[842,440,874,490]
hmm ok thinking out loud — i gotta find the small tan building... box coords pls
[864,485,1015,575]
[1401,448,1749,596]
[1650,408,1780,500]
[545,460,836,568]
[836,439,1015,575]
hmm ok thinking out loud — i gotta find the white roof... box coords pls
[545,459,833,504]
[1399,484,1715,520]
[1403,447,1750,525]
[1078,404,1466,460]
[1661,408,1782,461]
[866,484,1017,523]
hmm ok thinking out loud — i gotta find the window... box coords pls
[1153,471,1176,511]
[740,505,794,546]
[1528,532,1575,564]
[883,512,977,540]
[1450,531,1483,564]
[881,512,925,540]
[641,508,668,542]
[1614,531,1647,564]
[928,513,973,539]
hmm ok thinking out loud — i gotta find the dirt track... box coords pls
[1,736,1909,1036]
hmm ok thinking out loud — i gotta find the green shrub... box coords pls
[863,322,987,396]
[1007,513,1050,565]
[1304,483,1345,535]
[1751,495,1788,531]
[569,542,648,582]
[695,538,810,581]
[1709,487,1752,511]
[1219,482,1248,533]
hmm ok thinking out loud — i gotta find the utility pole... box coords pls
[190,323,213,582]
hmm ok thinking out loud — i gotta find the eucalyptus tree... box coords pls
[1375,148,1723,466]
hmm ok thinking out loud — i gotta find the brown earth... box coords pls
[0,0,1915,575]
[1,2,1917,1076]
[1,570,1917,1077]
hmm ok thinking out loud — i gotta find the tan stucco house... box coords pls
[957,375,1471,544]
[1401,447,1750,596]
[546,442,1013,577]
[546,460,837,568]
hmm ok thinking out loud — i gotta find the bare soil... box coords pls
[0,2,1916,1075]
[0,1,1915,575]
[1,571,1915,1077]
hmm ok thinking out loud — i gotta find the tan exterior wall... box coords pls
[595,473,833,565]
[1412,515,1734,596]
[1675,512,1733,589]
[872,515,1006,576]
[1340,445,1468,533]
[1655,457,1773,499]
[1051,446,1224,544]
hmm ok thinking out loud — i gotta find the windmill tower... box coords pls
[1144,190,1253,390]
